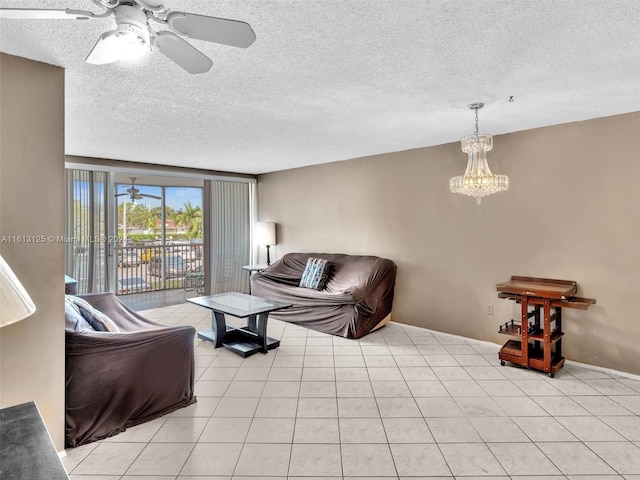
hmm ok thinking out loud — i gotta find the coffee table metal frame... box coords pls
[187,292,291,357]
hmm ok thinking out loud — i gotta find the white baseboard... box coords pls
[390,321,640,381]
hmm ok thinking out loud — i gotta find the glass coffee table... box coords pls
[187,292,291,357]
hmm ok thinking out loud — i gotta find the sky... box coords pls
[115,184,202,211]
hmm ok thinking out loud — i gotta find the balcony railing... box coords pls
[115,243,203,295]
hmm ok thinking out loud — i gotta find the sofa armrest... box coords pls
[329,258,397,317]
[76,292,166,331]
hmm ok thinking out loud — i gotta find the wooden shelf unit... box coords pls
[496,276,596,378]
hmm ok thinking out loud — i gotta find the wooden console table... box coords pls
[496,276,596,377]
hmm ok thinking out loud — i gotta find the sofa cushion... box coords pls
[66,295,120,332]
[65,297,94,332]
[299,257,330,290]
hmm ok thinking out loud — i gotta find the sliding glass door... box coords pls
[114,183,203,294]
[66,169,254,298]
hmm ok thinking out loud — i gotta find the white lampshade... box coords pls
[255,222,276,246]
[0,255,36,328]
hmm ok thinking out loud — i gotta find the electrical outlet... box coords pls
[486,305,494,315]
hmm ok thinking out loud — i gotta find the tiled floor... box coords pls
[63,302,640,479]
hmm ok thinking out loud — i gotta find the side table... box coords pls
[65,275,78,294]
[242,264,268,294]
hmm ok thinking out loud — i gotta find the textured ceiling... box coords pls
[1,1,640,174]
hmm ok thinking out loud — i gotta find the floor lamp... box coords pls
[256,222,276,266]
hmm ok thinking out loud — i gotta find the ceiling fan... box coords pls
[0,0,256,74]
[115,177,161,201]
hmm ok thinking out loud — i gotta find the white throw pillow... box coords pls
[64,297,94,332]
[66,296,120,333]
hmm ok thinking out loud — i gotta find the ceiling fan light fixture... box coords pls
[114,5,149,47]
[116,23,148,46]
[0,2,256,74]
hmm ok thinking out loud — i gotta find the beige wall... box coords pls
[258,111,640,375]
[0,54,66,449]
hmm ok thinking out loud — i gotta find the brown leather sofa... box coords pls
[250,253,397,339]
[65,293,196,447]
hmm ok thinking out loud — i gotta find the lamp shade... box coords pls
[0,255,36,328]
[255,222,276,246]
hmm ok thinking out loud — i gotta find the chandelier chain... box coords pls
[474,107,479,136]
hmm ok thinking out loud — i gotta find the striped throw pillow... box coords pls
[299,257,330,290]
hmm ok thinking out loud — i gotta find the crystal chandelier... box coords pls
[450,103,509,204]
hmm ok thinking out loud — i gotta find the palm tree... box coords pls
[176,201,202,240]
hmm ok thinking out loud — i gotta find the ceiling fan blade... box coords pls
[141,194,162,200]
[154,31,213,74]
[0,8,97,20]
[86,30,121,65]
[166,12,256,48]
[134,0,164,9]
[115,193,128,197]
